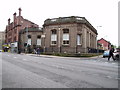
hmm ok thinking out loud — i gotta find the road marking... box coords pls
[111,63,116,64]
[23,59,27,61]
[106,76,112,79]
[14,57,17,58]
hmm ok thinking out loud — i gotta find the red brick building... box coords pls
[97,38,111,50]
[5,8,39,52]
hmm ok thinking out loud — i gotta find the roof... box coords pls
[19,27,43,34]
[97,38,111,44]
[16,16,39,26]
[43,16,98,34]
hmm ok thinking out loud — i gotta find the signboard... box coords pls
[11,42,18,47]
[41,35,45,38]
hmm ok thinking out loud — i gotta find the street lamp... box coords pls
[97,26,102,57]
[25,25,28,53]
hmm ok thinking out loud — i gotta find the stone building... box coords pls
[0,31,5,50]
[5,8,39,53]
[43,16,98,53]
[19,27,43,53]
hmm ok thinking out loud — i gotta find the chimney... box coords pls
[13,12,16,22]
[18,8,22,16]
[8,18,10,25]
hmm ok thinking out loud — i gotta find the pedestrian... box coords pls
[108,45,115,61]
[33,49,37,54]
[36,48,40,56]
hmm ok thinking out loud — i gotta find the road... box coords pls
[2,52,119,88]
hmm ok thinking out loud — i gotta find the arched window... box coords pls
[37,35,41,46]
[77,34,81,45]
[27,35,31,45]
[51,29,57,45]
[63,29,69,45]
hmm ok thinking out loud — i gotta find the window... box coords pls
[63,29,69,33]
[63,29,69,45]
[51,29,57,45]
[51,29,57,34]
[37,35,41,46]
[28,35,31,38]
[27,35,31,45]
[28,39,31,45]
[77,34,81,45]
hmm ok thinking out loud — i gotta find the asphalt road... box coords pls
[2,52,119,88]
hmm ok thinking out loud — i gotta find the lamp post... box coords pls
[25,25,28,53]
[97,26,102,57]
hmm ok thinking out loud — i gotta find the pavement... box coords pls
[20,53,103,59]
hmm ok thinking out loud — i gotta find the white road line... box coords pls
[111,63,116,64]
[23,59,27,61]
[106,76,112,79]
[13,57,17,58]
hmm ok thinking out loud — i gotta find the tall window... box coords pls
[77,34,81,45]
[51,29,57,45]
[37,35,41,46]
[63,29,69,45]
[27,35,31,45]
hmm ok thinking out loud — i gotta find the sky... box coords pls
[0,0,119,46]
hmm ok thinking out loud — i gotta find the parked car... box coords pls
[103,50,110,58]
[113,48,120,60]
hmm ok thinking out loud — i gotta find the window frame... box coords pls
[62,29,69,45]
[77,34,81,45]
[51,29,57,45]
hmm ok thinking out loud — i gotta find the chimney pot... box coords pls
[8,18,10,25]
[13,12,17,23]
[18,8,22,16]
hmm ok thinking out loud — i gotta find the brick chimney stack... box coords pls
[8,18,10,25]
[18,8,22,16]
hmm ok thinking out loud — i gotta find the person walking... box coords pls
[36,48,40,56]
[33,48,37,54]
[108,45,115,61]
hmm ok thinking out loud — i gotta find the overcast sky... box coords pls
[0,0,119,46]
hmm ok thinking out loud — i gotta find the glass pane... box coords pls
[77,35,81,45]
[37,39,41,45]
[51,34,57,41]
[28,39,31,45]
[63,34,69,40]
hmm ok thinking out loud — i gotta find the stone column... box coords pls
[89,32,90,47]
[84,28,87,53]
